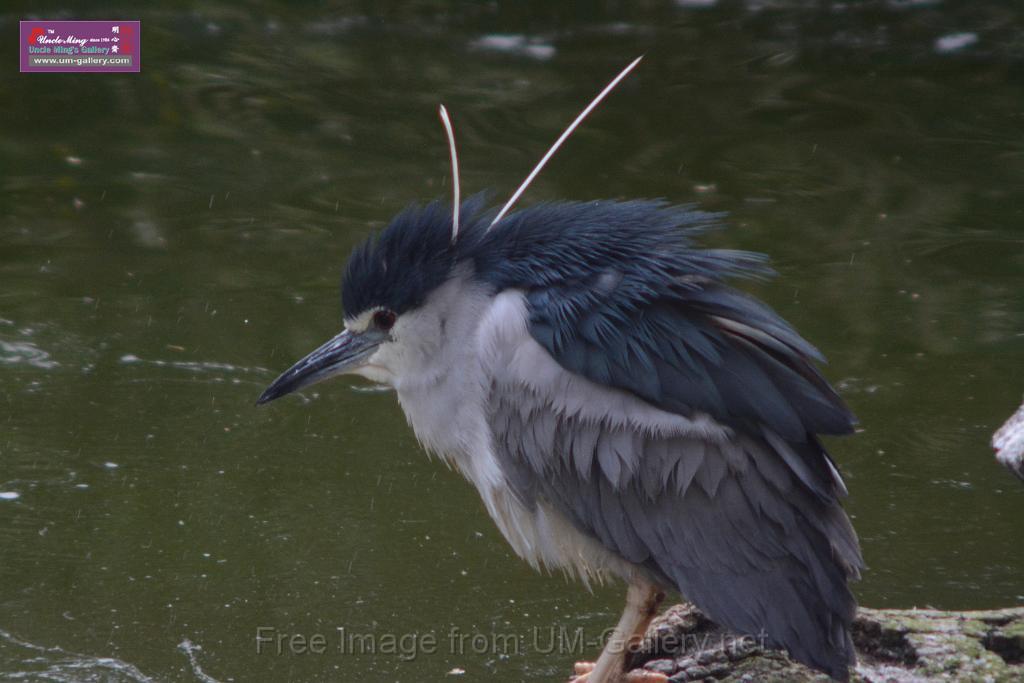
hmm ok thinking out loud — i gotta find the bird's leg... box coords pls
[571,580,666,683]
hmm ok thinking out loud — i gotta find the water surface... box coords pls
[2,2,1022,681]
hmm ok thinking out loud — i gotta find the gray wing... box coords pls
[484,299,862,680]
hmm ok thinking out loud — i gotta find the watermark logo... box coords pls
[20,20,140,73]
[253,624,769,662]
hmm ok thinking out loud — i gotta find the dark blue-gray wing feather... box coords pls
[489,374,861,680]
[478,200,855,444]
[479,201,861,680]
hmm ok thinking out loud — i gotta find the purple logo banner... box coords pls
[20,20,140,73]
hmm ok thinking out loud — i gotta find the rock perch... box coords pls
[610,603,1024,682]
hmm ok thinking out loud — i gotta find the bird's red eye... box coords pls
[373,309,396,331]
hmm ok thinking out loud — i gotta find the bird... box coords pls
[993,397,1024,480]
[258,57,863,683]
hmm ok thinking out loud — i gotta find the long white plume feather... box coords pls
[438,104,461,242]
[487,55,643,232]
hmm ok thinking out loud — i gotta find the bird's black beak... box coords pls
[257,329,384,405]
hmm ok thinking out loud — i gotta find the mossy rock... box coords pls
[613,603,1024,682]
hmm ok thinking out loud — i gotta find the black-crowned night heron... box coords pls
[258,59,862,683]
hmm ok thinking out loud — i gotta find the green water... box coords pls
[2,2,1022,681]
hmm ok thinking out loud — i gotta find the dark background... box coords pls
[1,1,1022,681]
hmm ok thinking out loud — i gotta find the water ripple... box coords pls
[119,354,268,376]
[0,340,58,370]
[177,640,223,683]
[468,34,556,61]
[0,628,155,683]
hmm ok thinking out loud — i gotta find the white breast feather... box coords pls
[395,284,736,584]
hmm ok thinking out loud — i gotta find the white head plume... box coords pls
[487,55,644,232]
[438,104,461,243]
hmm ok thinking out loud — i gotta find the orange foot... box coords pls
[570,661,669,683]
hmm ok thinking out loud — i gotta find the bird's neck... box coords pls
[391,278,494,463]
